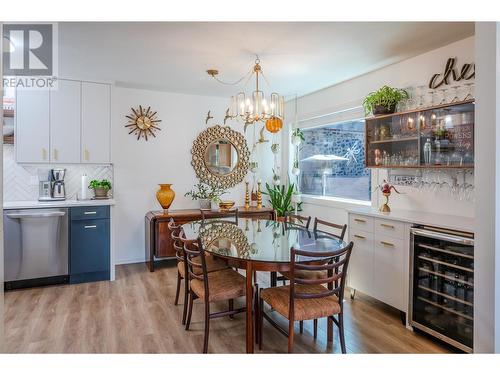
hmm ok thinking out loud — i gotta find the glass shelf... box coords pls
[365,100,474,169]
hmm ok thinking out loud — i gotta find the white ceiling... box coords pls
[58,22,474,98]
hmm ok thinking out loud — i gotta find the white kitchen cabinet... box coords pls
[348,212,409,314]
[372,233,406,311]
[348,228,374,297]
[50,80,81,163]
[16,88,50,163]
[81,82,111,163]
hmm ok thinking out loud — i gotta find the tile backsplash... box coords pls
[3,145,113,201]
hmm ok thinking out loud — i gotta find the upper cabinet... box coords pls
[15,79,111,164]
[50,80,82,163]
[81,82,111,164]
[365,100,474,169]
[16,88,50,163]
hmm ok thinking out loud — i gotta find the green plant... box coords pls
[184,183,226,203]
[88,179,112,190]
[292,128,305,142]
[363,85,409,115]
[262,183,294,217]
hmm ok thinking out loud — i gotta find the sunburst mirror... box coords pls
[125,105,162,141]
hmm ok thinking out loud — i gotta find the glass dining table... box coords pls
[181,217,347,353]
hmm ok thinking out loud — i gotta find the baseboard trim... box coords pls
[115,257,147,265]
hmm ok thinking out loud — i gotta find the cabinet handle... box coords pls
[53,148,58,161]
[84,211,97,215]
[84,225,97,229]
[42,148,47,160]
[380,223,395,229]
[380,241,395,247]
[84,149,90,161]
[354,218,366,223]
[354,234,366,239]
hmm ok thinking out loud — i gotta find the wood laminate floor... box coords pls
[4,262,452,354]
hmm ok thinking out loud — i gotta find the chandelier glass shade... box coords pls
[227,59,284,125]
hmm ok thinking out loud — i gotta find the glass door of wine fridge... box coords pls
[410,226,474,353]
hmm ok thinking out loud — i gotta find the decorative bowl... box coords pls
[219,200,235,211]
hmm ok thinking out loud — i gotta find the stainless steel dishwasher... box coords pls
[4,208,69,289]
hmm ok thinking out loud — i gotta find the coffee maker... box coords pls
[38,168,66,201]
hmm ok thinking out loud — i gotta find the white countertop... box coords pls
[3,199,116,210]
[347,206,474,233]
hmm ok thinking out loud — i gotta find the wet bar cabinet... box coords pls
[365,100,474,169]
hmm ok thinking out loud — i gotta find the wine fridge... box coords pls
[410,226,474,353]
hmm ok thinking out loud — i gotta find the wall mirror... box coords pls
[204,139,239,175]
[191,125,249,189]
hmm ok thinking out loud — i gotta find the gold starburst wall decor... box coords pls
[125,105,162,141]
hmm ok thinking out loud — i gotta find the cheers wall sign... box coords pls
[429,57,475,89]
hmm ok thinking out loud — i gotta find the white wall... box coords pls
[112,87,273,264]
[474,22,499,354]
[284,36,475,228]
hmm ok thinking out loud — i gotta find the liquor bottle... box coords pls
[434,139,441,165]
[424,139,432,165]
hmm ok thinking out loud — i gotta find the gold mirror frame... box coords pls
[191,125,250,189]
[199,221,255,259]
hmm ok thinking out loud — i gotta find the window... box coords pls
[298,119,371,202]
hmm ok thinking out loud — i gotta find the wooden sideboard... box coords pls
[145,206,275,271]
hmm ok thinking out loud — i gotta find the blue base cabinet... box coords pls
[69,206,110,284]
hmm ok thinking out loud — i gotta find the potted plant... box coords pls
[184,183,227,210]
[262,182,294,220]
[363,85,409,116]
[291,128,305,146]
[88,179,112,199]
[291,157,300,176]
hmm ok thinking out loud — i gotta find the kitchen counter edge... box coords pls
[4,199,116,210]
[347,206,474,233]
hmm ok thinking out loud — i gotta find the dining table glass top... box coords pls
[181,218,347,263]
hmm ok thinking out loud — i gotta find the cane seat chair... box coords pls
[258,241,353,353]
[284,212,312,229]
[169,219,227,325]
[182,236,247,353]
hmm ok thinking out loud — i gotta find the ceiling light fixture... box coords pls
[207,58,284,127]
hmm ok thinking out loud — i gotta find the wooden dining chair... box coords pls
[274,213,314,287]
[169,218,227,325]
[313,217,347,240]
[284,212,312,229]
[258,241,354,353]
[201,208,239,224]
[281,219,348,334]
[182,236,247,353]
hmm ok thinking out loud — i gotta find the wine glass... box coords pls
[416,85,427,108]
[439,88,449,105]
[451,85,461,103]
[463,82,475,101]
[427,90,437,106]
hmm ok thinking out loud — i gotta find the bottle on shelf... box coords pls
[434,139,441,165]
[424,138,432,165]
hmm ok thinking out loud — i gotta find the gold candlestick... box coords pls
[244,181,250,209]
[257,181,262,209]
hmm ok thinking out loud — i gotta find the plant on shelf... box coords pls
[262,182,295,219]
[184,183,227,210]
[88,179,112,199]
[291,128,305,145]
[363,85,409,116]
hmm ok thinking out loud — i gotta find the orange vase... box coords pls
[156,184,175,210]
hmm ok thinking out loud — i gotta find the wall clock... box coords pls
[125,105,162,141]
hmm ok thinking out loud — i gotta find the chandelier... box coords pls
[207,58,284,126]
